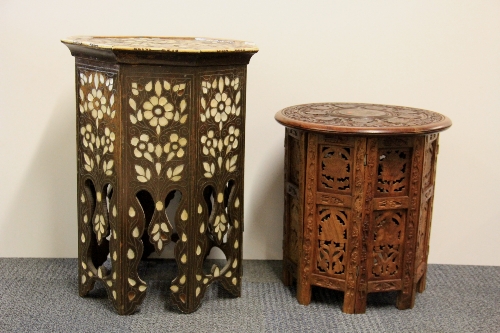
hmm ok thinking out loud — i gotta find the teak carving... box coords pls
[277,103,450,314]
[64,36,257,315]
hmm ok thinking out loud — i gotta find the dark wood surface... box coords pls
[63,36,257,314]
[275,103,452,135]
[279,103,450,314]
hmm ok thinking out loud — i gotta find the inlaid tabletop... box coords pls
[61,36,258,53]
[275,103,452,135]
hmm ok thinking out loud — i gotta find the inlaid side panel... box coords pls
[191,68,246,312]
[124,70,193,313]
[76,63,121,309]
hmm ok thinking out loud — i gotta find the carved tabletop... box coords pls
[275,103,452,135]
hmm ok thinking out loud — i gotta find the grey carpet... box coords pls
[0,259,498,333]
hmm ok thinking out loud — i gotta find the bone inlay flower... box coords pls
[88,88,107,120]
[164,132,187,161]
[131,134,154,162]
[143,81,174,133]
[210,91,232,123]
[201,130,217,157]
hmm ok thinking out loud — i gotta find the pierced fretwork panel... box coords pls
[316,206,348,277]
[318,145,352,194]
[376,148,411,196]
[422,134,438,189]
[415,199,429,267]
[370,210,406,279]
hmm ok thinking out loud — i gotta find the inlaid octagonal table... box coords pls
[62,36,258,314]
[275,103,451,314]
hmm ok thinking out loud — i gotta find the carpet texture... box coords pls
[0,259,498,332]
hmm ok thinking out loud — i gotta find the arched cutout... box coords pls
[136,190,155,259]
[202,246,229,276]
[203,185,215,218]
[84,179,97,215]
[165,190,182,242]
[84,179,109,269]
[104,183,113,241]
[224,180,235,214]
[136,190,155,225]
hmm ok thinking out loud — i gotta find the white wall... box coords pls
[1,1,499,265]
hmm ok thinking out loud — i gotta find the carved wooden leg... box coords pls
[297,281,312,305]
[342,288,356,314]
[112,192,147,315]
[396,284,417,310]
[417,271,427,293]
[282,265,293,287]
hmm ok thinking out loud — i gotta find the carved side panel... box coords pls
[297,132,319,303]
[415,134,439,289]
[369,210,406,279]
[192,68,246,311]
[289,134,302,186]
[397,136,425,309]
[375,148,411,197]
[284,129,306,267]
[348,137,372,314]
[316,206,348,277]
[124,70,193,312]
[313,140,356,285]
[422,134,438,189]
[76,63,121,309]
[366,138,414,288]
[415,200,429,268]
[318,145,352,194]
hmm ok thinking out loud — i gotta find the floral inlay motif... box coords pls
[79,72,116,124]
[78,71,117,180]
[199,73,242,245]
[164,133,187,161]
[199,75,241,177]
[127,77,190,254]
[143,81,175,133]
[128,79,188,182]
[224,126,240,154]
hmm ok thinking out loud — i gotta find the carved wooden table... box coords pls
[62,36,258,314]
[275,103,451,314]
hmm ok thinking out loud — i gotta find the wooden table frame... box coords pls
[276,103,451,313]
[63,36,257,314]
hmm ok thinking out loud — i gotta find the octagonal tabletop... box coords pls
[61,36,259,53]
[275,103,452,135]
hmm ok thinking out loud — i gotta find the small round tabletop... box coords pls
[275,103,452,135]
[61,36,258,53]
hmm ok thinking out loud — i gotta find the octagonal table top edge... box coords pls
[275,102,452,136]
[61,36,259,53]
